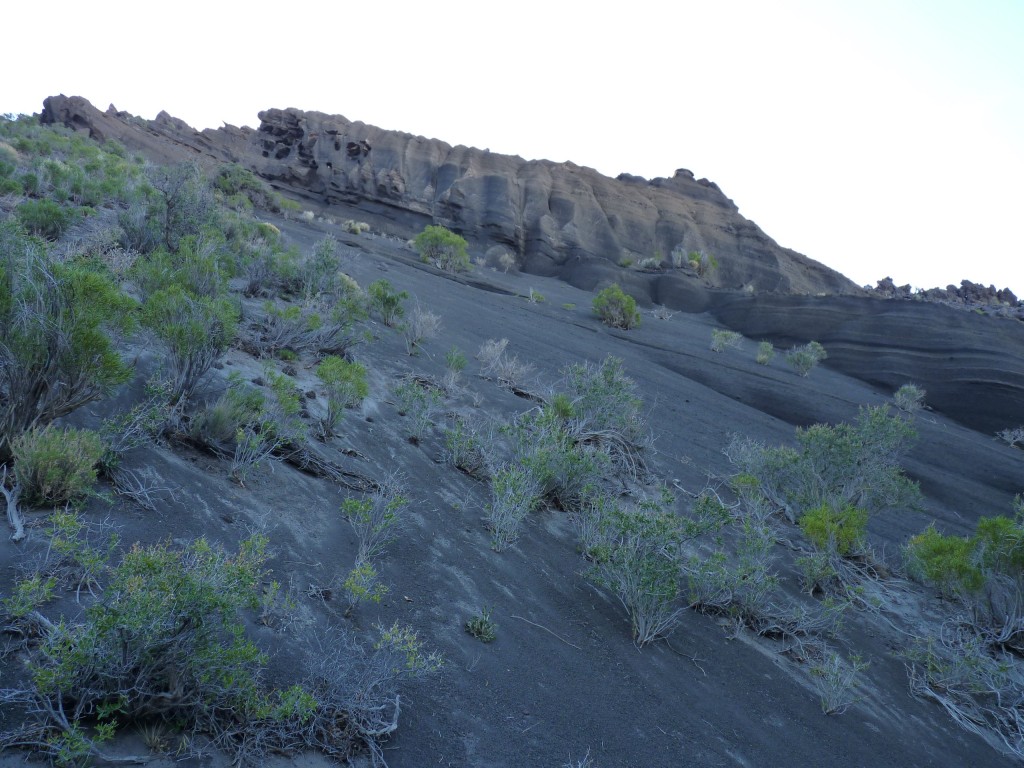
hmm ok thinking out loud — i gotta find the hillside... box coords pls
[40,94,859,297]
[0,107,1023,768]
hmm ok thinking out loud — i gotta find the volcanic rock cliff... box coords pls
[40,94,858,298]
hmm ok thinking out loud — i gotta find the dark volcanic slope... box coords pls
[708,293,1024,435]
[40,94,858,296]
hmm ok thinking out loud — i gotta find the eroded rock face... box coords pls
[247,107,860,294]
[709,293,1024,434]
[39,95,858,297]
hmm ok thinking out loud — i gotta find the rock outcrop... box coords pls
[872,276,1022,319]
[39,95,859,298]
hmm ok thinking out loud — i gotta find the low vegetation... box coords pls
[593,284,640,329]
[0,111,1020,767]
[413,224,470,272]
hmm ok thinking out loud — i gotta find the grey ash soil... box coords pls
[2,213,1022,768]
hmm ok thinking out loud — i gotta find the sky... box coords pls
[6,1,1024,295]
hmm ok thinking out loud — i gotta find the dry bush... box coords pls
[403,304,442,355]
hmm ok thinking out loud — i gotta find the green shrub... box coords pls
[687,250,719,275]
[342,558,388,617]
[141,285,239,402]
[230,370,306,483]
[487,463,542,551]
[799,503,868,556]
[588,497,685,646]
[727,405,919,524]
[251,295,364,359]
[711,328,742,352]
[786,341,828,376]
[443,345,467,389]
[5,536,270,764]
[146,161,214,251]
[343,219,370,235]
[592,284,640,330]
[756,341,775,365]
[12,426,104,507]
[559,356,650,482]
[905,525,984,597]
[413,225,470,272]
[15,199,76,240]
[301,235,342,299]
[132,234,228,300]
[213,163,277,211]
[0,223,135,460]
[466,607,498,642]
[443,416,485,474]
[394,378,442,442]
[341,481,410,562]
[894,383,926,413]
[367,278,408,327]
[316,356,369,437]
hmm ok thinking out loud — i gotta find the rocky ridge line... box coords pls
[40,94,857,300]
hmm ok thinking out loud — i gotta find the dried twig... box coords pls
[511,614,581,650]
[0,466,25,542]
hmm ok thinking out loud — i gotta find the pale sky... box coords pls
[6,1,1024,296]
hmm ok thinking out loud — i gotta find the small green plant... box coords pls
[905,524,984,598]
[444,416,485,475]
[199,370,306,484]
[46,508,119,599]
[465,607,498,642]
[2,573,57,618]
[592,284,640,330]
[394,378,442,443]
[15,198,76,239]
[315,356,369,437]
[799,503,868,556]
[562,303,576,310]
[687,250,718,276]
[341,480,410,562]
[141,285,238,403]
[12,426,105,507]
[443,345,467,389]
[588,496,686,646]
[528,288,545,303]
[756,341,775,365]
[894,383,926,413]
[342,559,389,617]
[786,341,828,376]
[301,235,342,299]
[374,620,445,675]
[413,225,470,272]
[710,329,742,352]
[343,219,370,235]
[367,278,408,327]
[487,463,542,551]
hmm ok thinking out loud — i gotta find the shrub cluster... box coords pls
[413,225,470,272]
[786,341,827,376]
[592,284,640,330]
